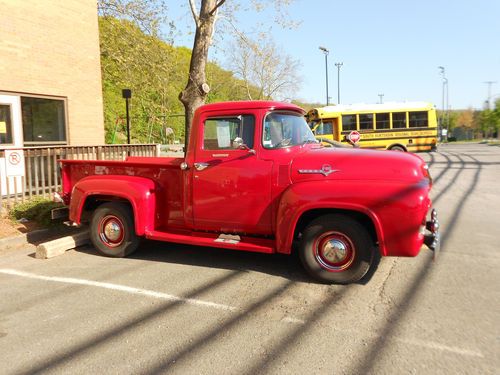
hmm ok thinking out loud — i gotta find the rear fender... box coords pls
[69,175,156,235]
[275,181,385,255]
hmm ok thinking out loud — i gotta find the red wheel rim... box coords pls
[313,231,355,272]
[98,215,125,248]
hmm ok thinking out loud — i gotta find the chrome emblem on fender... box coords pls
[298,164,338,177]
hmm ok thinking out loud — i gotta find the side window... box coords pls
[0,104,13,144]
[392,112,407,129]
[316,121,333,135]
[409,111,428,128]
[342,114,356,131]
[375,113,390,129]
[203,115,255,150]
[359,114,374,130]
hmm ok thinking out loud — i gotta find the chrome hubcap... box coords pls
[314,231,355,272]
[104,220,122,242]
[99,215,124,248]
[322,239,348,263]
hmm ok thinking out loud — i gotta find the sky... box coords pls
[166,0,500,110]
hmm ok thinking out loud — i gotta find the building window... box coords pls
[0,104,13,145]
[204,115,255,150]
[392,112,407,129]
[21,97,66,144]
[359,114,374,130]
[409,111,428,128]
[342,115,357,131]
[376,113,390,129]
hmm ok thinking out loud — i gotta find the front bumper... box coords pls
[423,209,440,259]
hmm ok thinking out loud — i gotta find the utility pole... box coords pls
[335,62,343,104]
[378,94,384,104]
[319,46,330,105]
[484,81,497,109]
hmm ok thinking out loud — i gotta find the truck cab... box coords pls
[60,101,439,284]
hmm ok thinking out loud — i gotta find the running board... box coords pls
[145,230,275,254]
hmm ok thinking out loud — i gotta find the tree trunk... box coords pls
[179,0,218,150]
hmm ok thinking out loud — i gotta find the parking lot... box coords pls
[1,143,499,374]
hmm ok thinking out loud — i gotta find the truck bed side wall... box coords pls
[61,158,185,232]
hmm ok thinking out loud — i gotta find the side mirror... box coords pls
[232,137,256,154]
[232,137,245,149]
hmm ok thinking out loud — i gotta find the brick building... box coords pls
[0,0,104,147]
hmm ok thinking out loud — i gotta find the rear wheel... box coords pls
[90,202,140,257]
[389,145,406,152]
[299,214,375,284]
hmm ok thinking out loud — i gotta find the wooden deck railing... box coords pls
[0,144,160,211]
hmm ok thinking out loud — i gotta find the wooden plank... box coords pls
[26,149,33,198]
[47,148,53,195]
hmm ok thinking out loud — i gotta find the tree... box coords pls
[456,108,474,128]
[180,0,298,148]
[227,35,301,101]
[179,0,224,148]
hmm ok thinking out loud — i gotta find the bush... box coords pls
[9,198,63,227]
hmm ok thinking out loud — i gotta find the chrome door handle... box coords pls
[194,162,209,171]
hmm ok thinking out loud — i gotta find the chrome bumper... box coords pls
[424,209,440,259]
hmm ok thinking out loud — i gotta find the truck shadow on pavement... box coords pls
[77,239,380,285]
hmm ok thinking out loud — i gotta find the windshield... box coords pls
[263,112,317,149]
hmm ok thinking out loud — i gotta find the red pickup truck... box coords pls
[60,101,439,284]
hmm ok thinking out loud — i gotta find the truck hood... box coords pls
[290,147,429,183]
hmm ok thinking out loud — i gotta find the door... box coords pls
[0,94,24,197]
[192,114,273,235]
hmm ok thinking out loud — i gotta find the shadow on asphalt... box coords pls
[77,237,381,286]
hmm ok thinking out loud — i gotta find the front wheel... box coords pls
[90,202,140,257]
[299,214,376,284]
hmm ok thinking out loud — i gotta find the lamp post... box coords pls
[319,46,330,105]
[335,62,343,104]
[378,94,384,104]
[122,88,132,144]
[438,67,448,141]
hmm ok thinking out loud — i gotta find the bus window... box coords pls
[375,113,390,129]
[359,114,374,130]
[316,121,333,135]
[409,111,428,128]
[392,112,406,128]
[342,114,356,131]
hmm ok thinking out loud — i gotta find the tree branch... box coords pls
[210,0,226,16]
[188,0,200,27]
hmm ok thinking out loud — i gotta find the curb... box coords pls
[36,230,90,259]
[0,228,52,249]
[0,226,85,250]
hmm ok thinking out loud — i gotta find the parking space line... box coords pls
[395,337,484,358]
[0,268,237,312]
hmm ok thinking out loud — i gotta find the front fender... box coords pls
[276,179,430,256]
[69,175,156,236]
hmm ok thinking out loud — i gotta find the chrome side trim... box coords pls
[298,164,338,177]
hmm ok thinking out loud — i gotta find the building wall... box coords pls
[0,0,104,145]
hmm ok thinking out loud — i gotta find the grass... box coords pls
[8,197,64,227]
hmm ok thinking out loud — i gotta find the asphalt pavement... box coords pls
[0,143,498,374]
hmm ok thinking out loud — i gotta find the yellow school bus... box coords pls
[306,102,438,152]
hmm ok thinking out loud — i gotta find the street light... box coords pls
[335,62,343,104]
[319,46,330,105]
[438,67,449,141]
[378,94,384,104]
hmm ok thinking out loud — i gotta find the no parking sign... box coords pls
[5,149,25,176]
